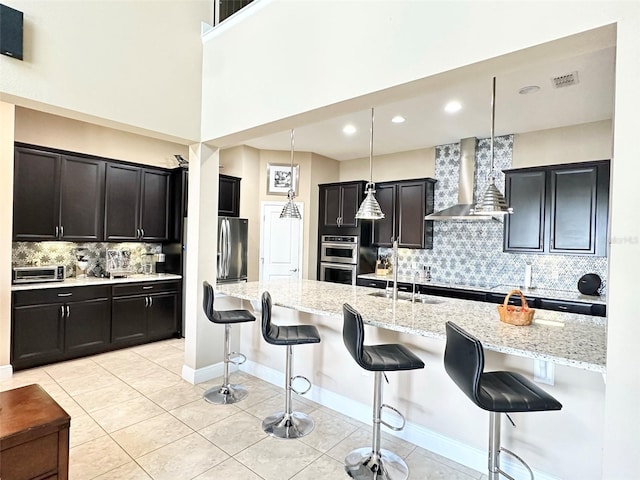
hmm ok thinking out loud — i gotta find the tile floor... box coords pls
[0,339,485,480]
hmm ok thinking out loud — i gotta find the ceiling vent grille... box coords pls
[551,71,579,88]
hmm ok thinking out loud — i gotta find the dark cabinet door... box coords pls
[111,296,147,346]
[13,147,60,241]
[218,174,241,217]
[397,181,428,248]
[12,303,65,369]
[65,298,111,357]
[148,292,178,340]
[339,183,361,228]
[548,165,606,255]
[105,164,141,241]
[321,185,342,228]
[59,155,105,241]
[504,171,546,253]
[140,169,170,241]
[372,184,396,247]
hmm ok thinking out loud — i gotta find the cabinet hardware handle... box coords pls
[60,225,64,238]
[59,305,64,317]
[142,286,153,290]
[66,305,70,317]
[57,293,73,297]
[144,297,149,307]
[140,228,145,239]
[149,297,153,307]
[55,226,59,238]
[558,305,568,310]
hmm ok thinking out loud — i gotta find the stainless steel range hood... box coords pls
[425,137,494,221]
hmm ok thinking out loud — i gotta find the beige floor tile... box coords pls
[406,446,483,479]
[193,457,263,480]
[198,410,267,455]
[326,426,416,463]
[0,368,57,392]
[90,396,165,433]
[57,371,123,396]
[291,454,351,479]
[146,381,207,410]
[70,413,107,448]
[40,383,87,418]
[136,432,228,480]
[72,381,141,413]
[150,350,184,375]
[107,358,165,382]
[299,408,360,453]
[94,461,152,480]
[234,436,322,480]
[170,399,241,430]
[125,368,183,396]
[92,349,145,368]
[111,412,193,458]
[69,435,131,480]
[131,341,181,362]
[45,358,106,382]
[242,392,317,420]
[317,405,367,429]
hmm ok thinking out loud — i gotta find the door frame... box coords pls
[259,201,305,281]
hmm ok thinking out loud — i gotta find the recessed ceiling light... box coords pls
[518,85,541,95]
[342,124,357,135]
[391,115,405,124]
[444,101,462,113]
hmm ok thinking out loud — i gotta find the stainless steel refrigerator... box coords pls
[217,217,248,283]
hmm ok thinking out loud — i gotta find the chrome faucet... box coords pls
[392,239,399,302]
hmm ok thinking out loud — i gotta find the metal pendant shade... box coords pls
[280,129,302,220]
[472,77,513,216]
[355,108,385,220]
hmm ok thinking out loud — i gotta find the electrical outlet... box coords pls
[533,359,555,385]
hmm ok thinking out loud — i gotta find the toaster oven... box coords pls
[12,265,66,284]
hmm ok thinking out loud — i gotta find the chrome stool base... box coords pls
[262,410,315,439]
[345,447,409,480]
[203,383,248,405]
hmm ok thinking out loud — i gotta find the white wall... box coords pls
[200,2,640,477]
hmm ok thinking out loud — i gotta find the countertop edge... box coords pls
[11,274,182,291]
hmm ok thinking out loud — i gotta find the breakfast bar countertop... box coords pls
[216,279,607,373]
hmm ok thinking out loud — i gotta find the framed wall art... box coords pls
[267,163,299,195]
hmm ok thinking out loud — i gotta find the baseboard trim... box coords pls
[240,360,560,480]
[0,364,13,381]
[181,361,238,385]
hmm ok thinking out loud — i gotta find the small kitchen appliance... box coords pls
[578,273,602,296]
[106,249,132,278]
[12,265,65,284]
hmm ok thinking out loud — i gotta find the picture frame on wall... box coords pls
[267,163,299,195]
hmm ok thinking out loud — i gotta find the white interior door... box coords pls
[260,202,304,281]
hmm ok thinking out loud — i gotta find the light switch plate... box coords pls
[533,359,555,385]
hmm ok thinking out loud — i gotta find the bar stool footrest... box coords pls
[345,446,409,480]
[495,447,534,480]
[291,375,312,395]
[228,352,247,365]
[262,411,315,439]
[203,383,248,405]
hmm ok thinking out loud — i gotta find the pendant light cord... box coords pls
[290,129,295,195]
[490,77,496,179]
[369,107,374,185]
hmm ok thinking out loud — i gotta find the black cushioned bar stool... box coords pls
[342,303,425,480]
[444,321,562,480]
[202,281,256,404]
[261,291,321,439]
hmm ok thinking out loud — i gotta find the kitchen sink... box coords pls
[367,291,443,304]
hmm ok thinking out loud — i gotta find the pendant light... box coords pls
[355,108,385,220]
[280,129,302,219]
[472,77,513,216]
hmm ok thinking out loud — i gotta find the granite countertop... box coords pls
[11,273,182,291]
[358,273,606,305]
[216,279,607,373]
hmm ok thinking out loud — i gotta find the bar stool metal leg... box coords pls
[262,345,315,439]
[345,371,409,480]
[203,324,248,405]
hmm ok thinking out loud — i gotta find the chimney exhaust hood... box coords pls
[425,137,495,221]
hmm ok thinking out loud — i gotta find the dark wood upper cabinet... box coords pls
[218,174,241,217]
[14,147,105,242]
[372,178,436,249]
[319,181,364,230]
[105,164,170,242]
[504,161,609,256]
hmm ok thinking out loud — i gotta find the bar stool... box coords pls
[443,321,562,480]
[260,291,321,439]
[342,303,425,480]
[202,281,256,404]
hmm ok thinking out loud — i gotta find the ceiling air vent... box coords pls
[551,71,579,88]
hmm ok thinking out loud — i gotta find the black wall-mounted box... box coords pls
[0,3,23,60]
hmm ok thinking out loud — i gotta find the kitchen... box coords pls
[1,2,639,480]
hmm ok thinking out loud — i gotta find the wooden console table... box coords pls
[0,384,70,480]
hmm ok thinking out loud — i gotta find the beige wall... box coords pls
[339,148,436,183]
[513,120,613,168]
[15,108,188,168]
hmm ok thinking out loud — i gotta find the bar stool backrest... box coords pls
[444,321,485,408]
[202,281,222,323]
[342,303,367,370]
[261,291,278,344]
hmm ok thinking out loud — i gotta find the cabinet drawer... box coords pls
[486,292,536,307]
[13,286,110,306]
[112,281,180,297]
[539,299,593,315]
[356,278,387,289]
[0,431,59,480]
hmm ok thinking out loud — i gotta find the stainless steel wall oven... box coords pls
[319,235,359,285]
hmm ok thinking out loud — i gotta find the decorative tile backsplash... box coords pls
[12,242,162,278]
[380,136,608,293]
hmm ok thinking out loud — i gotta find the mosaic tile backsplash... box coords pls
[12,242,162,278]
[380,135,608,293]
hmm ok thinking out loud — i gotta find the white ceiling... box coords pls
[243,46,615,161]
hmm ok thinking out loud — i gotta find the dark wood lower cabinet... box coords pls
[65,298,111,356]
[112,296,148,346]
[11,303,65,369]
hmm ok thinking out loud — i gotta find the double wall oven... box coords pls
[319,235,359,285]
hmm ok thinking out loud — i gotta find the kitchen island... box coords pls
[216,278,607,480]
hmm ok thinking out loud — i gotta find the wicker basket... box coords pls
[497,289,535,326]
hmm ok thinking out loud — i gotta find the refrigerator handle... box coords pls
[225,218,232,277]
[218,219,225,277]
